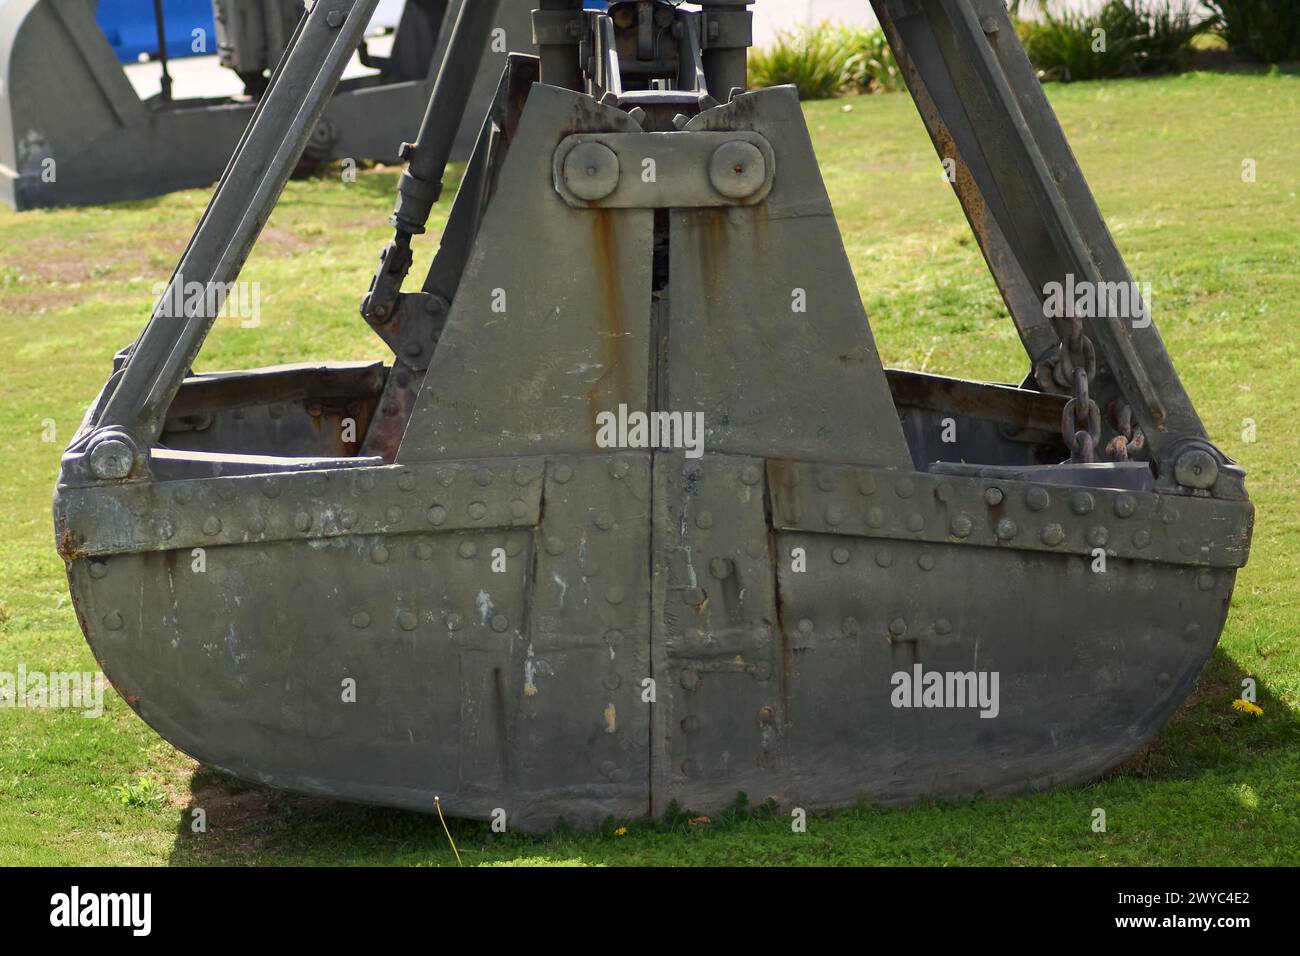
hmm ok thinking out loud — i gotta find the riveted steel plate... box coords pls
[667,88,912,468]
[398,85,654,462]
[771,530,1236,807]
[650,452,782,815]
[515,453,653,825]
[767,460,1253,569]
[55,459,544,559]
[71,524,535,819]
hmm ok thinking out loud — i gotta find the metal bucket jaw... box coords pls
[54,0,1253,830]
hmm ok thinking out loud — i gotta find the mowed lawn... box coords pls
[1,71,1297,866]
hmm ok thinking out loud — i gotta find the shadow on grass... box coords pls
[165,647,1298,867]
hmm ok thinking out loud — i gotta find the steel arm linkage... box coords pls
[869,0,1242,495]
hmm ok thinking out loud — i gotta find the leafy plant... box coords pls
[840,26,906,94]
[1017,1,1206,82]
[748,24,904,99]
[118,776,166,809]
[748,23,859,100]
[1202,0,1300,63]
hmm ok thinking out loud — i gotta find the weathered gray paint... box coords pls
[54,0,1253,832]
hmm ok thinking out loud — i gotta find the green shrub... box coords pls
[839,26,906,94]
[747,24,905,99]
[747,23,858,100]
[1203,0,1300,63]
[1017,1,1205,81]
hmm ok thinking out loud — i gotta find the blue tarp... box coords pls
[96,0,216,63]
[97,1,613,65]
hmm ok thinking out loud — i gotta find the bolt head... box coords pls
[1174,448,1219,490]
[709,140,767,200]
[563,141,620,201]
[88,437,134,480]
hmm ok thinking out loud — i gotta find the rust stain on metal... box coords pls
[932,118,990,247]
[587,208,631,439]
[57,521,86,561]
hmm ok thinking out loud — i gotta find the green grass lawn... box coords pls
[1,71,1297,866]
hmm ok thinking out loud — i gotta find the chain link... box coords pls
[1054,317,1102,463]
[1105,402,1146,462]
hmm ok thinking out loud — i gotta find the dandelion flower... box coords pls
[1232,699,1263,716]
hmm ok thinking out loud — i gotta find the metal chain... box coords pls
[1105,402,1146,462]
[1056,317,1101,463]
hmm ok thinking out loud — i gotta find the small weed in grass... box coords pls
[118,776,167,810]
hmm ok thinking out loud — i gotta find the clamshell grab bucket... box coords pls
[54,0,1253,830]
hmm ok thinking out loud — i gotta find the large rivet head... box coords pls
[87,435,136,480]
[563,141,620,201]
[1041,523,1066,547]
[708,140,767,200]
[1175,448,1219,490]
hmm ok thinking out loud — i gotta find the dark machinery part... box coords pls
[54,0,1253,832]
[213,0,305,97]
[0,0,536,210]
[151,0,173,102]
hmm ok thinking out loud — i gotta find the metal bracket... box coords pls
[767,459,1253,570]
[531,8,584,46]
[553,131,775,208]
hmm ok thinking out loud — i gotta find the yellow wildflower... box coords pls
[614,826,628,837]
[1232,699,1263,716]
